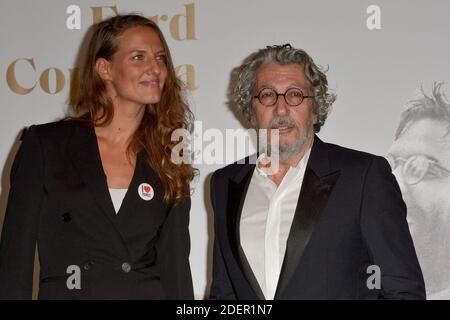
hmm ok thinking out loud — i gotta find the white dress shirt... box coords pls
[108,188,127,214]
[240,148,311,300]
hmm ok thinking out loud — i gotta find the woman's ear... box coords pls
[95,58,112,81]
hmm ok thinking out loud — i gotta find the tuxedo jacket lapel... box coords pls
[274,136,340,299]
[227,163,265,300]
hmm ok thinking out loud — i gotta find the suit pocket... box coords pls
[41,275,67,283]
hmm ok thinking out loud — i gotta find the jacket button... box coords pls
[122,262,131,273]
[62,212,71,222]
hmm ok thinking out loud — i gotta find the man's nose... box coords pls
[274,95,288,116]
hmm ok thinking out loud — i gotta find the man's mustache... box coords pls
[268,116,298,129]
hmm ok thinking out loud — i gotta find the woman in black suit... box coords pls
[0,14,196,299]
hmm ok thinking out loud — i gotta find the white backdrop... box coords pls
[1,0,449,299]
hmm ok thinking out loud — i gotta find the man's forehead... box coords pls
[256,63,303,75]
[255,63,308,87]
[389,119,450,164]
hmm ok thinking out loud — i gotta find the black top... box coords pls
[0,120,194,299]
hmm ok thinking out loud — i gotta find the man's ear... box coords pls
[95,58,112,81]
[312,110,318,124]
[249,112,258,128]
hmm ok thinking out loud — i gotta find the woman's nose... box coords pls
[145,58,161,75]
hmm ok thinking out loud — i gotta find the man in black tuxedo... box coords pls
[209,44,425,299]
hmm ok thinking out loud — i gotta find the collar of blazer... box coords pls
[65,122,164,257]
[226,135,341,299]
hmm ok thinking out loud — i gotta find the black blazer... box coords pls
[210,136,425,300]
[0,120,194,299]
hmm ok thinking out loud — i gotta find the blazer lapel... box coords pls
[227,162,266,300]
[274,136,340,299]
[68,123,130,247]
[115,152,166,230]
[114,152,141,218]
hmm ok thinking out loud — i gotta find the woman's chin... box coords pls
[142,96,162,105]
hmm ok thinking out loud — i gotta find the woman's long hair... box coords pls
[72,14,196,204]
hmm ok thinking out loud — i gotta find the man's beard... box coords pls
[264,115,314,164]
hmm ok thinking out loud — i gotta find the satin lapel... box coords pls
[274,136,340,299]
[227,164,265,300]
[68,124,127,242]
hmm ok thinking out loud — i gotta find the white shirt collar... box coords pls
[255,146,312,178]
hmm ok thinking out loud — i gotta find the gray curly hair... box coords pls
[395,82,450,139]
[233,44,336,132]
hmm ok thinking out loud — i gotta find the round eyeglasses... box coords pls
[253,88,314,107]
[386,153,450,185]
